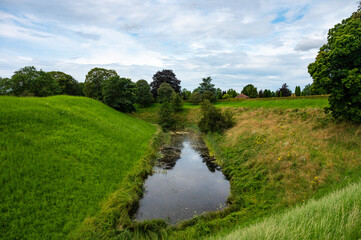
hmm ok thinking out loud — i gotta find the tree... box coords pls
[203,90,216,103]
[150,69,181,98]
[215,88,223,99]
[198,76,215,94]
[171,92,183,112]
[301,84,312,96]
[241,84,258,98]
[279,83,292,97]
[0,77,11,95]
[295,86,301,96]
[31,71,61,97]
[158,101,176,130]
[157,82,175,103]
[181,88,192,100]
[263,89,272,98]
[227,89,238,98]
[102,76,136,112]
[308,6,361,122]
[189,92,202,105]
[198,100,234,133]
[49,71,82,96]
[258,90,264,98]
[135,79,153,107]
[10,66,39,96]
[84,68,118,100]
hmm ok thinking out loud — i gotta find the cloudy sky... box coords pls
[0,0,357,92]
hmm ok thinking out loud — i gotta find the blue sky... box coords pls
[0,0,357,92]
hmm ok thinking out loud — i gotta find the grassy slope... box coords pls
[0,96,157,239]
[213,180,361,240]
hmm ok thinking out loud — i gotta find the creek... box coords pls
[134,133,230,225]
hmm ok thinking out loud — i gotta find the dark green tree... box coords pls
[189,92,203,105]
[10,66,39,96]
[150,69,181,98]
[171,92,183,112]
[215,88,223,99]
[49,71,82,96]
[135,79,153,107]
[198,100,234,133]
[301,84,312,96]
[84,68,118,100]
[198,76,215,94]
[308,6,361,122]
[181,88,192,100]
[279,83,291,97]
[102,76,136,112]
[31,71,61,97]
[158,101,176,130]
[263,89,272,98]
[157,82,175,103]
[0,77,11,95]
[295,86,301,96]
[203,90,216,103]
[241,84,258,98]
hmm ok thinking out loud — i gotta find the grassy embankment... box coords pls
[0,96,157,239]
[129,96,361,239]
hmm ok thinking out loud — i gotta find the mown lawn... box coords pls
[0,96,157,239]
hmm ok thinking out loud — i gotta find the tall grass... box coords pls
[0,96,157,239]
[213,181,361,240]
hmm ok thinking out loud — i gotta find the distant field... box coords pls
[183,96,329,109]
[0,96,157,239]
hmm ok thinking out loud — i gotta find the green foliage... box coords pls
[279,83,291,97]
[227,89,238,98]
[295,86,301,96]
[49,71,83,96]
[263,89,272,98]
[0,96,156,239]
[198,76,215,94]
[157,82,175,103]
[308,9,361,122]
[198,100,235,133]
[158,101,176,130]
[0,77,11,95]
[203,90,216,103]
[171,92,183,112]
[32,71,61,97]
[222,93,231,99]
[135,79,153,107]
[102,76,136,112]
[189,92,203,105]
[241,84,258,98]
[150,69,181,98]
[215,88,223,99]
[301,84,312,96]
[83,68,118,100]
[182,88,192,100]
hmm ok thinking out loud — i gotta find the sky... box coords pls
[0,0,357,92]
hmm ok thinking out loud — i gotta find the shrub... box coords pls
[203,90,216,103]
[158,102,176,130]
[157,82,174,103]
[171,92,183,112]
[189,92,203,105]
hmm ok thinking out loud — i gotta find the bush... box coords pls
[189,92,202,105]
[157,82,174,103]
[198,100,235,133]
[203,90,216,103]
[171,92,183,112]
[158,102,176,130]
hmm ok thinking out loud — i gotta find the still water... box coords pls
[135,133,230,225]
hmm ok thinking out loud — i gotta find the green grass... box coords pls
[211,180,361,240]
[183,96,329,109]
[0,96,157,239]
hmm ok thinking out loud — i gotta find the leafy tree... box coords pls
[222,93,231,99]
[157,82,175,103]
[10,66,39,96]
[301,84,312,96]
[295,86,301,96]
[241,84,258,98]
[171,92,183,112]
[197,76,215,94]
[198,100,234,133]
[258,90,264,98]
[263,89,272,98]
[181,88,192,100]
[49,71,82,96]
[279,83,292,97]
[189,92,202,105]
[0,77,11,95]
[203,90,216,103]
[135,79,153,107]
[158,101,176,130]
[150,69,181,98]
[102,76,136,112]
[227,89,238,98]
[84,68,118,100]
[31,71,61,97]
[308,6,361,122]
[215,88,223,99]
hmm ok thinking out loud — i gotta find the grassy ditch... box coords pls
[0,96,157,239]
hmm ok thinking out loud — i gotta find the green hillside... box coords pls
[0,96,157,239]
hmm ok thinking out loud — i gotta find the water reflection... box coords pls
[135,133,230,225]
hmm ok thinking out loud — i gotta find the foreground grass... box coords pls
[212,180,361,240]
[0,96,157,239]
